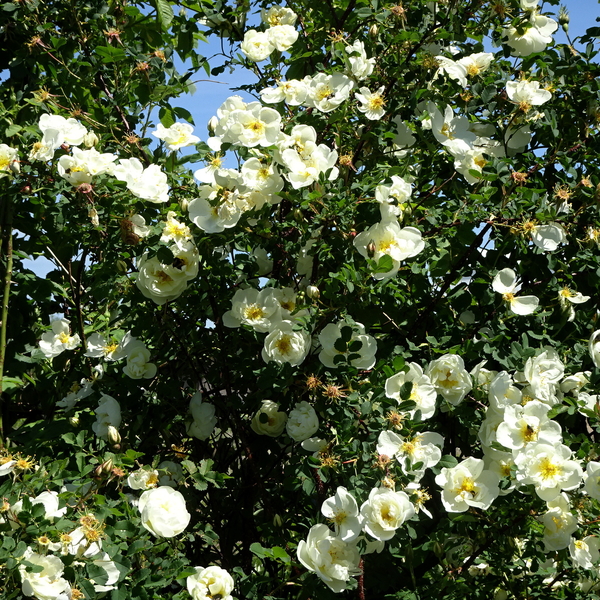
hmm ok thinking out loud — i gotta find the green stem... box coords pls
[0,197,14,446]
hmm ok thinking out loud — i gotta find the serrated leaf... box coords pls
[348,339,363,352]
[158,105,175,129]
[340,326,353,342]
[373,254,394,274]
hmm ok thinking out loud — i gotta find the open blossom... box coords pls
[267,24,298,51]
[304,72,354,113]
[345,39,375,80]
[222,288,281,332]
[354,221,424,280]
[57,147,116,185]
[261,5,297,26]
[425,354,472,406]
[492,268,539,315]
[241,29,275,62]
[355,86,386,120]
[297,524,362,592]
[558,286,589,321]
[39,318,81,358]
[496,400,562,450]
[138,486,191,537]
[514,442,583,501]
[127,467,159,490]
[385,363,437,420]
[436,456,500,512]
[123,342,157,379]
[540,493,578,551]
[113,157,169,203]
[152,122,199,151]
[321,487,362,542]
[160,211,193,250]
[0,144,19,177]
[260,79,308,105]
[589,331,600,369]
[262,321,310,366]
[318,318,377,370]
[38,113,88,146]
[377,430,444,480]
[19,548,70,600]
[360,487,415,541]
[507,80,553,110]
[531,222,566,251]
[286,401,319,441]
[503,11,558,57]
[187,566,234,600]
[251,400,287,437]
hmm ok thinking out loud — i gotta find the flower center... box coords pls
[275,335,292,355]
[539,457,561,480]
[244,305,265,321]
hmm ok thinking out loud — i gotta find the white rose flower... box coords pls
[360,487,415,541]
[558,287,589,322]
[318,318,377,370]
[321,487,363,542]
[540,494,578,551]
[286,401,319,441]
[385,362,437,420]
[260,79,308,105]
[39,113,88,146]
[19,549,70,600]
[123,343,157,379]
[241,29,274,62]
[492,268,539,315]
[92,394,121,440]
[569,536,600,570]
[187,566,234,600]
[261,321,311,367]
[152,122,200,151]
[354,221,425,280]
[503,13,557,57]
[136,253,190,305]
[39,318,81,358]
[127,467,159,490]
[251,400,287,437]
[345,39,375,80]
[590,330,600,369]
[435,456,500,512]
[113,158,169,203]
[297,524,362,592]
[138,486,191,537]
[31,491,68,521]
[531,222,566,251]
[355,86,386,120]
[222,288,281,333]
[186,392,217,441]
[304,73,355,113]
[267,24,298,52]
[0,144,19,178]
[584,461,600,500]
[425,354,472,406]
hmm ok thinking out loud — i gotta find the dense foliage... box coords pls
[1,0,600,598]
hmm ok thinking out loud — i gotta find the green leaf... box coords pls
[5,124,21,137]
[159,106,175,129]
[399,381,413,401]
[348,339,363,352]
[373,254,394,274]
[340,326,353,342]
[271,546,290,563]
[154,0,174,30]
[334,338,347,353]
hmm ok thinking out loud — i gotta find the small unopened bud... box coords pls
[107,425,121,446]
[88,207,99,227]
[293,208,304,223]
[180,198,189,211]
[102,458,114,474]
[69,416,80,426]
[558,6,569,33]
[432,541,444,558]
[369,23,378,38]
[116,260,128,274]
[83,131,99,148]
[273,514,283,527]
[306,285,320,299]
[207,116,219,135]
[21,185,31,195]
[366,241,376,258]
[93,463,104,478]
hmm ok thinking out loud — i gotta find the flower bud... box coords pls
[273,514,283,527]
[207,116,219,136]
[366,241,376,258]
[180,198,189,211]
[83,131,99,148]
[107,425,121,446]
[369,23,378,38]
[558,6,569,33]
[116,260,128,274]
[93,463,104,478]
[69,416,80,426]
[102,458,114,474]
[306,285,320,299]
